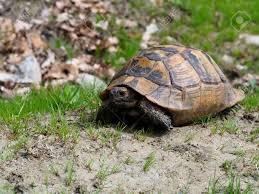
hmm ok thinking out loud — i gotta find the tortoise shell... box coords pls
[100,45,245,125]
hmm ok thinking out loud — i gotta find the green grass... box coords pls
[65,160,75,186]
[0,183,14,194]
[207,172,253,194]
[95,160,122,188]
[49,165,60,177]
[0,135,28,162]
[86,159,95,171]
[143,152,156,172]
[96,164,109,187]
[221,160,233,173]
[184,132,196,143]
[0,85,102,161]
[36,113,80,141]
[0,85,100,119]
[250,154,259,169]
[124,155,134,165]
[193,115,215,126]
[111,164,122,174]
[242,89,259,112]
[54,37,75,60]
[211,118,240,135]
[233,149,246,158]
[174,1,258,42]
[247,127,259,142]
[44,170,49,187]
[133,128,150,142]
[84,123,124,149]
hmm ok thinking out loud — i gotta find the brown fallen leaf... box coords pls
[6,54,22,64]
[0,86,14,99]
[28,32,47,50]
[55,1,69,11]
[44,63,79,81]
[0,17,14,32]
[93,63,115,79]
[60,23,75,32]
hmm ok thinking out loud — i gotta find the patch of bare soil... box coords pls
[0,110,258,193]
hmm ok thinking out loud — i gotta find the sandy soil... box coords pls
[0,110,258,194]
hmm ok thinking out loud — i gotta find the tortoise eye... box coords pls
[119,90,126,97]
[110,87,128,98]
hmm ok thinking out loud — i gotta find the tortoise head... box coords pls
[109,86,139,108]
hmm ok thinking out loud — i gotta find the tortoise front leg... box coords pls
[139,99,172,130]
[96,104,120,124]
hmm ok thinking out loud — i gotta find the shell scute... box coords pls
[181,49,220,84]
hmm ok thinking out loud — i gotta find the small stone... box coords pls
[141,23,159,49]
[239,33,259,46]
[0,86,14,99]
[78,63,94,73]
[122,19,137,28]
[16,87,31,96]
[41,50,55,69]
[44,63,78,80]
[107,37,119,45]
[0,72,17,83]
[56,12,69,23]
[236,64,248,71]
[75,73,106,90]
[95,20,109,30]
[14,20,32,32]
[6,54,22,64]
[243,74,259,85]
[222,54,234,65]
[18,55,42,84]
[29,32,47,49]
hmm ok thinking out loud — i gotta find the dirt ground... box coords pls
[0,110,258,193]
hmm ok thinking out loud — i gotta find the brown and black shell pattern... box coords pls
[100,45,245,125]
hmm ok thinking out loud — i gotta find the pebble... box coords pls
[222,54,234,65]
[239,33,259,46]
[18,55,42,84]
[75,73,107,90]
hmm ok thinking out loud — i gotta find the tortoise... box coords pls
[96,44,245,130]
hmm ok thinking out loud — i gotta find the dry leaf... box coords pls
[44,63,79,80]
[29,32,47,50]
